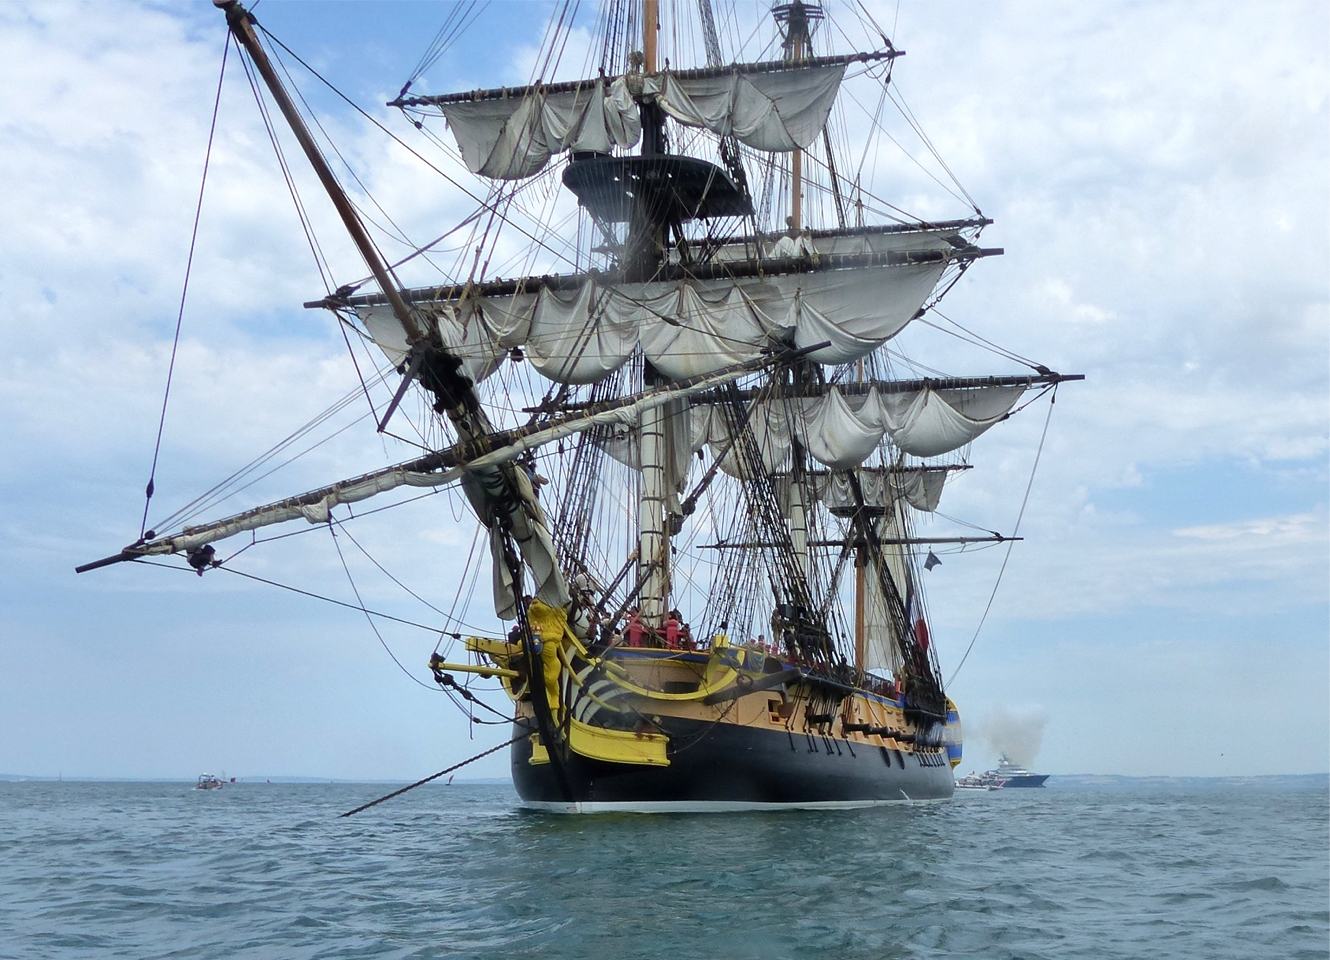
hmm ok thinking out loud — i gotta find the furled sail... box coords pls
[814,468,947,514]
[869,384,1027,458]
[358,258,947,386]
[440,78,641,179]
[419,56,869,180]
[584,379,1025,491]
[690,382,1028,473]
[755,468,948,519]
[647,62,845,151]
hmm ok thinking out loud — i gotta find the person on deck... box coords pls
[625,608,644,648]
[664,611,681,649]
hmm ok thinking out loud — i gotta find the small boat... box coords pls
[954,771,1004,791]
[195,773,224,790]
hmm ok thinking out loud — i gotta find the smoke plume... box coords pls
[977,705,1049,768]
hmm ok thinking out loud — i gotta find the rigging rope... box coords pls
[338,732,524,817]
[399,0,491,97]
[131,557,499,638]
[257,25,583,274]
[328,521,439,691]
[141,36,230,538]
[946,386,1058,686]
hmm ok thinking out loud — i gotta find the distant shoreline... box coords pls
[0,775,513,785]
[3,773,1325,788]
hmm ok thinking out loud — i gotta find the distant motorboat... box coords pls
[990,754,1049,788]
[955,754,1049,790]
[196,774,224,790]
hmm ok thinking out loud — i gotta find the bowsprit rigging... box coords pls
[77,0,1081,812]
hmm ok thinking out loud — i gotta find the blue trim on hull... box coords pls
[999,774,1049,788]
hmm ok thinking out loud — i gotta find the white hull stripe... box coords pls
[518,796,952,815]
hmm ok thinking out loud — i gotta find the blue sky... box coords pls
[0,0,1325,781]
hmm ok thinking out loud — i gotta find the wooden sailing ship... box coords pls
[79,0,1078,811]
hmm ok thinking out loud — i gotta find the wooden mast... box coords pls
[790,37,803,231]
[783,1,811,231]
[854,356,867,670]
[637,0,668,629]
[643,0,658,72]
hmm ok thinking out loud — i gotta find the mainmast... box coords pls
[636,0,669,629]
[854,359,867,670]
[775,1,822,580]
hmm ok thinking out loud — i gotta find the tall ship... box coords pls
[79,0,1077,812]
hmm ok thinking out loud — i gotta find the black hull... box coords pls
[511,716,955,812]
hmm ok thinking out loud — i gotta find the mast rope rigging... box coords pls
[253,23,585,274]
[336,313,391,434]
[141,36,230,539]
[330,515,477,634]
[433,671,515,725]
[328,520,439,691]
[130,556,499,637]
[947,386,1059,685]
[924,308,1047,371]
[337,209,488,295]
[887,84,981,215]
[434,525,486,657]
[847,0,896,51]
[158,394,372,532]
[268,41,448,281]
[869,118,977,212]
[236,41,337,292]
[399,0,491,98]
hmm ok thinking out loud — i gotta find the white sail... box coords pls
[441,78,640,179]
[862,531,903,674]
[813,469,947,514]
[436,62,847,180]
[865,384,1026,458]
[686,383,1027,474]
[647,62,846,151]
[711,226,971,264]
[358,259,947,386]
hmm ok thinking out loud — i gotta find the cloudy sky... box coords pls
[1,0,1325,781]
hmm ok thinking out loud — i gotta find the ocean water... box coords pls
[0,777,1325,960]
